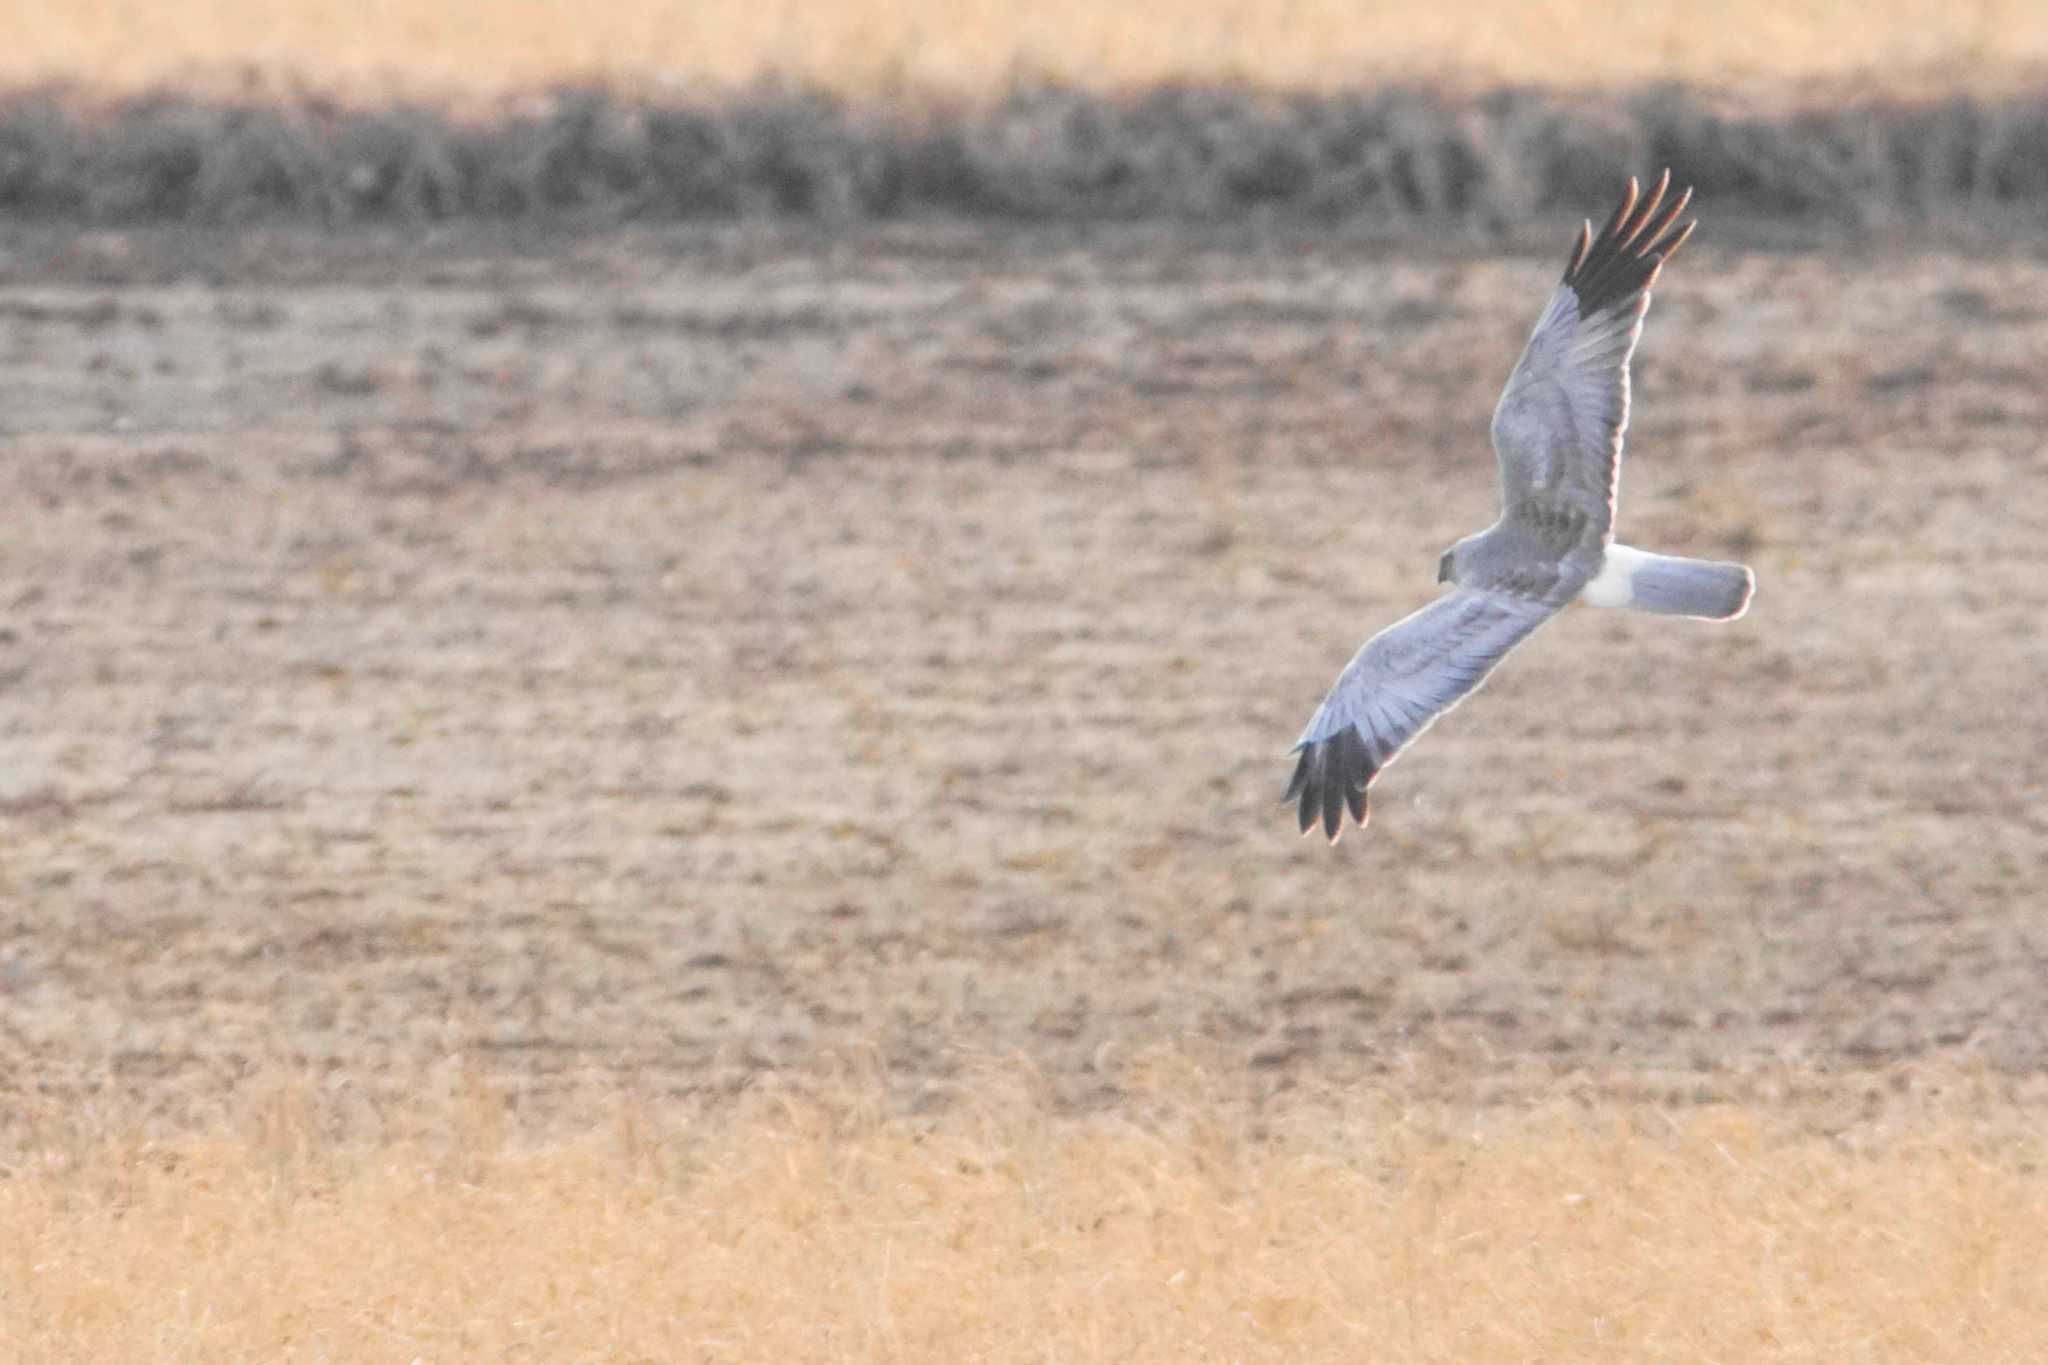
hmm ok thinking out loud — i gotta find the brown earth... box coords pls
[2,223,2045,1132]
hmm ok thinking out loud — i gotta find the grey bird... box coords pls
[1286,171,1753,842]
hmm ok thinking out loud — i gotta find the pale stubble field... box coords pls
[2,222,2047,1356]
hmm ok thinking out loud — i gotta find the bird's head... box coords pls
[1437,531,1484,586]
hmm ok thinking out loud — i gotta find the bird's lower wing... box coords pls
[1286,589,1558,841]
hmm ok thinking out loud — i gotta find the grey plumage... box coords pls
[1286,590,1553,839]
[1592,547,1754,620]
[1287,171,1754,841]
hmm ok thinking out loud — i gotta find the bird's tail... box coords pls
[1583,544,1754,620]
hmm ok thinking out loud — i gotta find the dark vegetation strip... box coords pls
[1,82,2045,234]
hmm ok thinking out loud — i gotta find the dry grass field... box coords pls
[4,1066,2047,1361]
[9,0,2048,98]
[3,218,2047,1354]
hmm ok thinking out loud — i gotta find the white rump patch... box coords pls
[1580,544,1648,609]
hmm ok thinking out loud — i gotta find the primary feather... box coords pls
[1286,590,1555,840]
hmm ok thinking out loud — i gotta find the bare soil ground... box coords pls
[3,223,2046,1132]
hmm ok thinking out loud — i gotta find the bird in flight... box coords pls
[1286,171,1753,842]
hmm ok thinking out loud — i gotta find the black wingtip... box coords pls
[1562,169,1696,316]
[1283,729,1377,844]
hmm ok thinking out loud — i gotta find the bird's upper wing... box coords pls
[1286,588,1558,841]
[1489,171,1694,545]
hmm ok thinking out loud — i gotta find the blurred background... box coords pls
[1,0,2047,229]
[11,0,2048,95]
[3,0,2047,1131]
[5,2,2048,1356]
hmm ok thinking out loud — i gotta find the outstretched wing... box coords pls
[1285,589,1557,842]
[1489,170,1694,545]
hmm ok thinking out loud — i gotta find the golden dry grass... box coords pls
[10,0,2048,98]
[2,1060,2045,1362]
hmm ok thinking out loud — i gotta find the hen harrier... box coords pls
[1286,171,1753,842]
